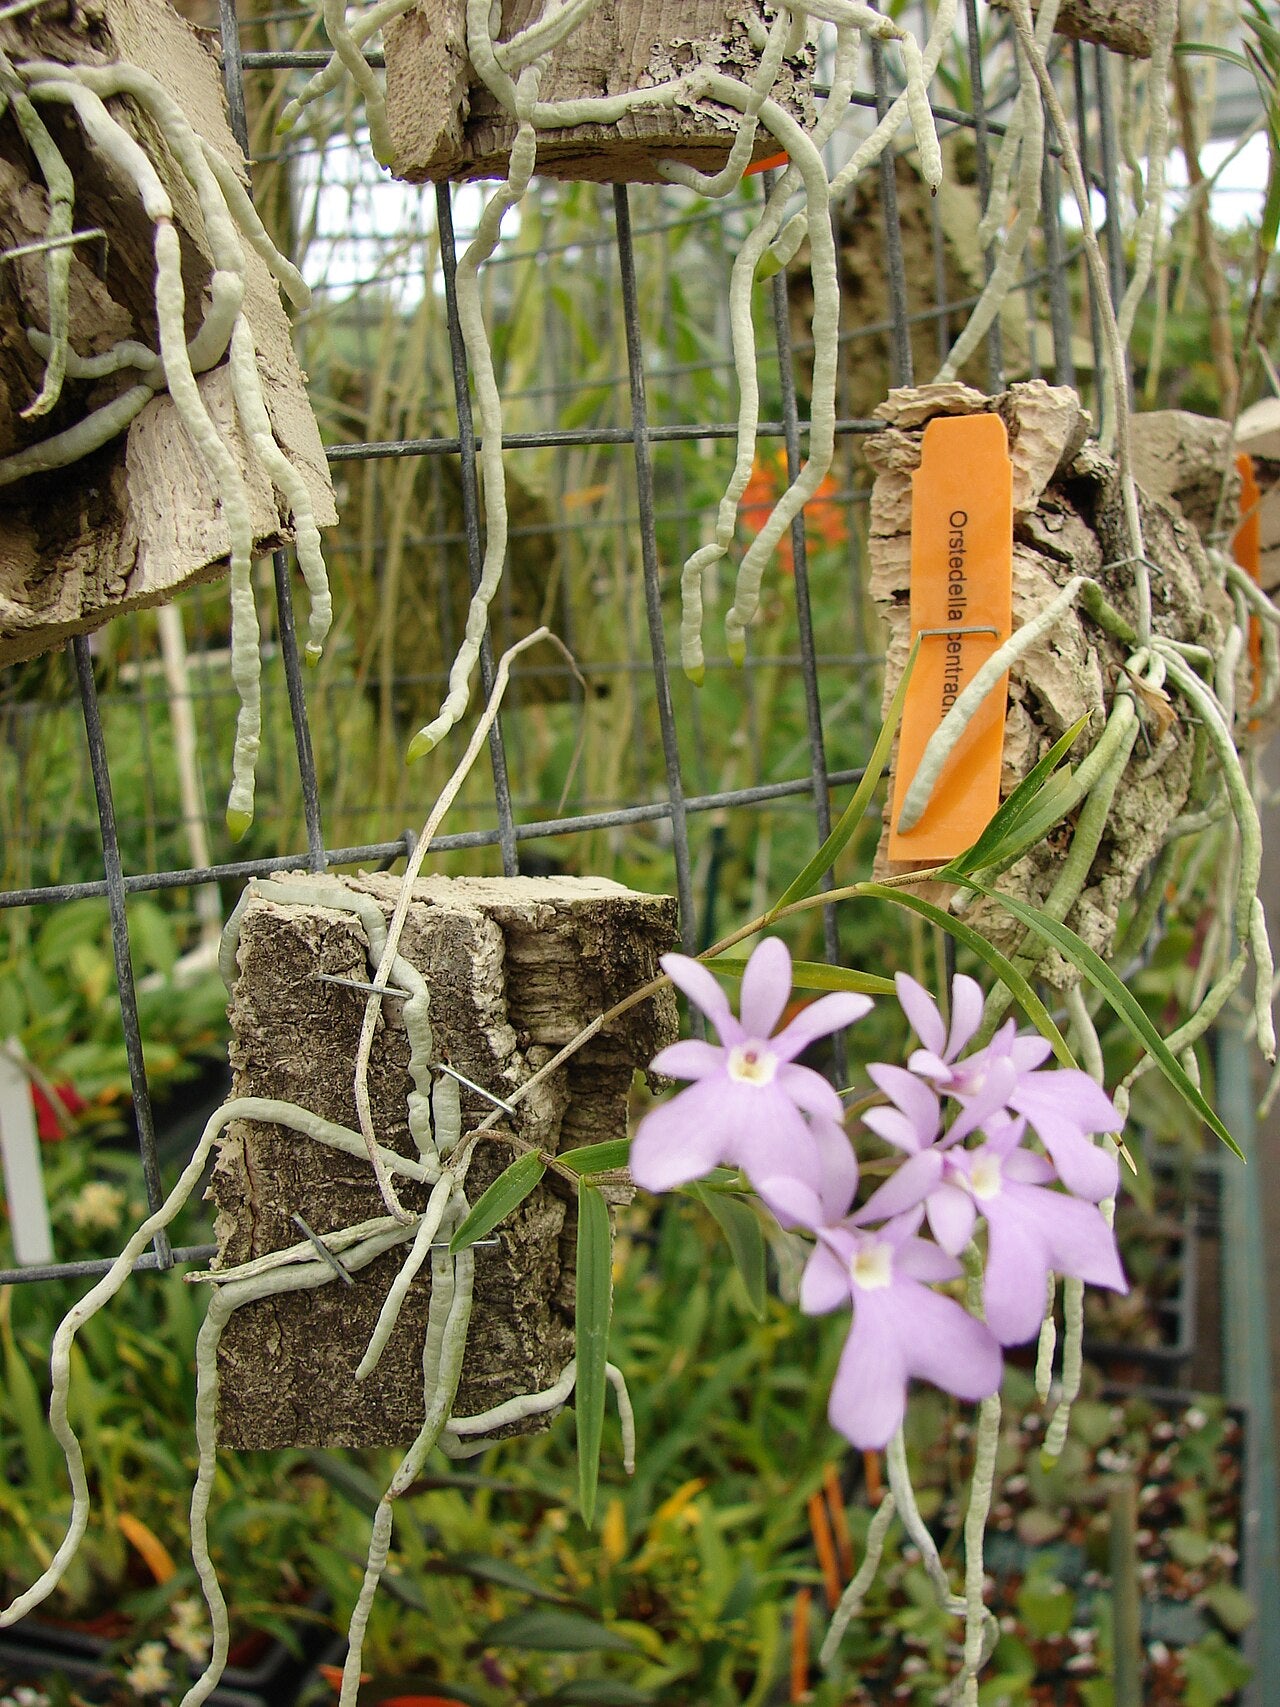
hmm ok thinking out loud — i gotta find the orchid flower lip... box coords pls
[726,1042,779,1085]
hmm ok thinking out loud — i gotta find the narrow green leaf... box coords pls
[430,1550,569,1603]
[482,1607,637,1653]
[557,1138,631,1175]
[941,713,1089,878]
[1172,41,1250,70]
[771,634,921,913]
[691,1185,768,1318]
[449,1151,546,1253]
[856,881,1074,1064]
[575,1181,613,1527]
[707,954,895,996]
[958,770,1083,880]
[961,879,1244,1159]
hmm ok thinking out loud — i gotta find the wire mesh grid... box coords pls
[0,0,1129,1287]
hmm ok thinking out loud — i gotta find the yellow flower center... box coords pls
[726,1043,778,1086]
[850,1242,893,1291]
[969,1155,1002,1200]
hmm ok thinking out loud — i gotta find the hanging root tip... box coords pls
[726,630,747,668]
[406,728,437,763]
[304,642,323,667]
[684,662,706,688]
[225,807,254,841]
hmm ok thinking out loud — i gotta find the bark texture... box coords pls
[0,0,335,666]
[213,872,677,1450]
[992,0,1159,56]
[868,382,1235,977]
[384,0,815,184]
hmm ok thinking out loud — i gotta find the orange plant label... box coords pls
[889,413,1013,860]
[1233,452,1262,707]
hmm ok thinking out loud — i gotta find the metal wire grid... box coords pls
[0,1,1126,1286]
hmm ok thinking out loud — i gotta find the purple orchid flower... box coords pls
[798,1209,1003,1449]
[629,937,871,1196]
[855,1113,1127,1345]
[892,973,1122,1201]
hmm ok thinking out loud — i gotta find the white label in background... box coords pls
[0,1039,55,1268]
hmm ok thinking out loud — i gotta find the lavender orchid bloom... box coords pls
[629,937,871,1196]
[855,1113,1127,1345]
[893,973,1122,1201]
[798,1210,1003,1449]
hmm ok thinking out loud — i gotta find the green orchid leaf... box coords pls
[856,881,1073,1064]
[961,879,1243,1158]
[449,1151,546,1253]
[707,954,895,996]
[691,1185,768,1319]
[940,713,1089,878]
[575,1180,613,1527]
[557,1138,632,1175]
[771,634,921,913]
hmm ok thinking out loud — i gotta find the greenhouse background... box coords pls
[1,0,1279,1702]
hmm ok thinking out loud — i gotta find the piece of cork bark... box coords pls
[213,872,677,1450]
[384,0,815,185]
[867,382,1235,978]
[0,0,336,667]
[991,0,1158,57]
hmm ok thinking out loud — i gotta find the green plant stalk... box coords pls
[1108,1475,1144,1707]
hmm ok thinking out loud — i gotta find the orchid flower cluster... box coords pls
[631,938,1126,1450]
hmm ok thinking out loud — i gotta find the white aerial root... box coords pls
[897,577,1087,833]
[0,49,73,418]
[1111,3,1176,391]
[935,0,1059,382]
[818,1491,897,1667]
[5,58,332,837]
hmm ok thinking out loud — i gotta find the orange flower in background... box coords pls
[738,449,848,574]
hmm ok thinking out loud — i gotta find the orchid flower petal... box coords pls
[946,975,986,1058]
[892,1234,964,1284]
[1012,1107,1120,1201]
[854,1149,944,1225]
[827,1296,910,1449]
[738,935,793,1040]
[925,1182,978,1255]
[773,992,873,1061]
[629,1081,733,1191]
[982,1208,1055,1345]
[811,1117,860,1223]
[777,1061,844,1122]
[894,1280,1003,1400]
[862,1104,933,1155]
[649,1040,728,1082]
[758,1174,826,1232]
[867,1064,942,1142]
[660,954,743,1045]
[800,1241,852,1315]
[895,973,948,1056]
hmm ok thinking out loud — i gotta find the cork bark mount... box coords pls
[383,0,816,184]
[0,0,335,667]
[869,381,1236,980]
[214,872,678,1450]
